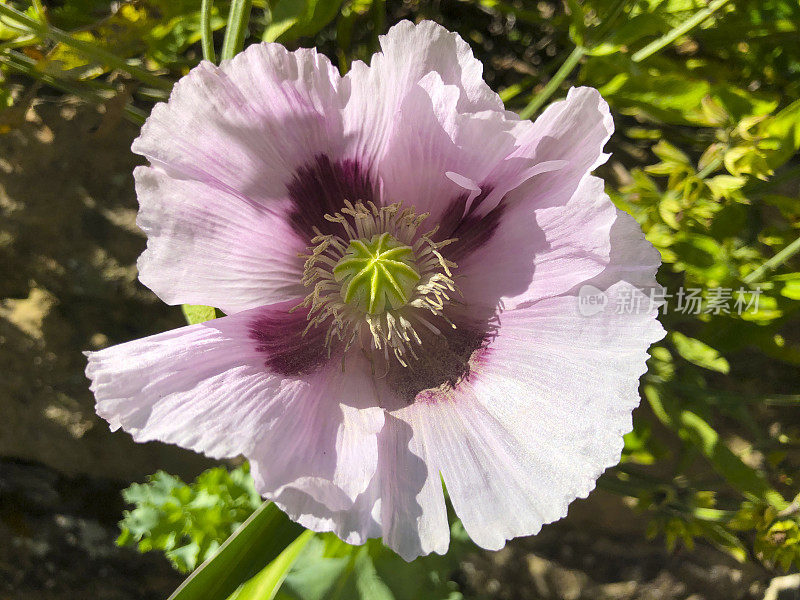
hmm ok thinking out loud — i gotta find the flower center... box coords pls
[333,233,420,314]
[296,200,458,367]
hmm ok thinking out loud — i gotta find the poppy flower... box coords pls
[86,20,664,560]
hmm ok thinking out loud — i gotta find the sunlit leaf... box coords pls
[263,0,344,43]
[168,502,304,600]
[227,531,315,600]
[182,304,224,324]
[670,332,730,373]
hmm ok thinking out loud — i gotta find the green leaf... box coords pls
[263,0,344,43]
[622,421,659,465]
[775,274,800,300]
[182,304,224,324]
[706,174,746,200]
[677,411,779,504]
[671,234,730,283]
[651,140,691,165]
[670,332,730,374]
[703,523,748,563]
[118,466,263,573]
[227,531,315,600]
[169,502,305,600]
[276,527,467,600]
[758,99,800,170]
[40,32,107,80]
[595,12,669,54]
[724,100,800,179]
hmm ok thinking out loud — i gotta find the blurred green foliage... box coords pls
[2,0,799,596]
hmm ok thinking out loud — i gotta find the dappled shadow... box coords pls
[0,100,211,481]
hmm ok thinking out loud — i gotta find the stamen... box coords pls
[296,201,459,367]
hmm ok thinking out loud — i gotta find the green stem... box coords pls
[697,155,723,179]
[515,0,626,118]
[632,0,732,62]
[744,234,800,284]
[0,3,172,91]
[502,47,570,105]
[220,0,253,61]
[200,0,216,63]
[519,45,585,120]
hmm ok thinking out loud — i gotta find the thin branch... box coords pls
[744,235,800,284]
[632,0,733,62]
[519,45,585,120]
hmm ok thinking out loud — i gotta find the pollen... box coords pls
[296,200,459,367]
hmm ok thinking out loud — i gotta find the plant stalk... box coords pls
[220,0,253,61]
[744,235,800,284]
[632,0,732,62]
[200,0,216,63]
[519,45,585,119]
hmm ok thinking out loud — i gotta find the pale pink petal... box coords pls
[584,209,662,291]
[266,411,451,561]
[374,412,451,559]
[400,391,560,550]
[404,282,665,550]
[248,354,385,510]
[504,86,614,210]
[268,484,383,547]
[86,302,384,508]
[132,44,346,202]
[378,72,520,222]
[343,20,504,171]
[457,175,617,309]
[432,87,612,258]
[135,166,306,313]
[427,88,612,277]
[87,307,273,459]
